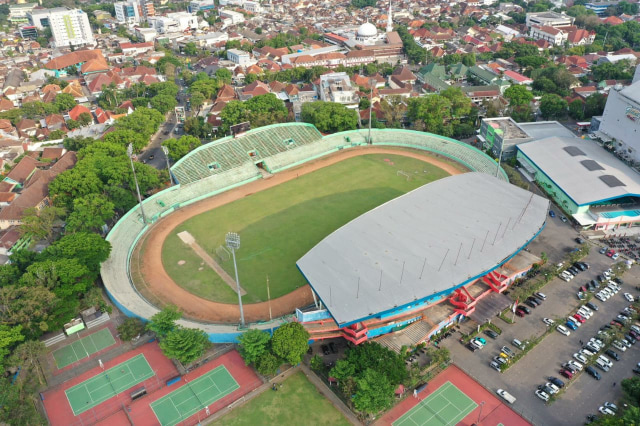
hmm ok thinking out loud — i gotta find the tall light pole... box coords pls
[127,143,148,224]
[226,232,245,328]
[368,78,374,144]
[161,145,174,186]
[495,139,504,178]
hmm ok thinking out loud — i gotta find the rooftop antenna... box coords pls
[516,193,535,225]
[379,268,383,291]
[502,217,512,239]
[356,277,360,299]
[399,261,406,285]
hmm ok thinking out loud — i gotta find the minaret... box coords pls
[386,0,393,33]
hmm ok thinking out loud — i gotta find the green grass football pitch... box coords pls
[65,353,154,416]
[52,328,116,369]
[151,365,239,426]
[393,382,477,426]
[162,153,450,304]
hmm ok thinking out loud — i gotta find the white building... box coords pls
[114,1,143,24]
[9,3,37,24]
[599,79,640,163]
[134,26,157,42]
[243,1,263,13]
[227,48,251,65]
[189,0,216,13]
[318,72,359,107]
[166,12,199,31]
[529,25,567,45]
[220,10,245,25]
[525,11,574,28]
[31,8,95,48]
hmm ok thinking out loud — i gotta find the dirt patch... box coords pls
[133,146,465,323]
[177,260,186,266]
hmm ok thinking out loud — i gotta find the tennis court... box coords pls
[151,365,239,426]
[65,353,155,416]
[53,328,116,369]
[393,382,477,426]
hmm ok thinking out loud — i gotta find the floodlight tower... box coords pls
[127,143,148,224]
[226,232,245,328]
[161,145,174,185]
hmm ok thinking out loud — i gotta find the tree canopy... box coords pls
[301,101,358,133]
[159,327,211,364]
[162,135,201,162]
[271,322,309,365]
[146,305,181,338]
[237,329,271,365]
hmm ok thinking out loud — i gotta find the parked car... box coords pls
[586,302,599,311]
[543,382,560,394]
[599,247,608,254]
[525,299,537,309]
[612,253,620,260]
[559,368,573,379]
[557,325,571,336]
[496,389,516,404]
[535,292,547,300]
[573,352,588,364]
[466,343,478,352]
[484,329,499,339]
[535,389,550,401]
[599,407,615,416]
[605,349,620,361]
[518,306,531,315]
[547,377,565,388]
[543,318,555,326]
[489,360,501,371]
[567,360,583,371]
[565,321,578,331]
[612,341,627,352]
[585,366,601,380]
[603,402,618,412]
[516,310,525,318]
[561,216,568,223]
[501,346,515,357]
[625,293,635,302]
[512,339,527,349]
[549,210,556,218]
[575,237,584,244]
[494,356,508,366]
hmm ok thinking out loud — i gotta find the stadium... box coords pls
[101,123,548,344]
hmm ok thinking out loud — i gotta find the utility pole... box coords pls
[127,143,148,224]
[226,232,245,328]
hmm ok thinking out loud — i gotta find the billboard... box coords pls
[230,121,251,137]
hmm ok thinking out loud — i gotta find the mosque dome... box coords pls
[357,22,378,38]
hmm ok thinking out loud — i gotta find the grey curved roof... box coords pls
[296,173,549,326]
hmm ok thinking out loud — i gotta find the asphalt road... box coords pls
[442,217,640,425]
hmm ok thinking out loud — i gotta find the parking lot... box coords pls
[443,215,640,425]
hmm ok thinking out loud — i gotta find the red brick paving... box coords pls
[377,364,531,426]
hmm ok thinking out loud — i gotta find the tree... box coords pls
[78,112,93,127]
[329,359,356,384]
[510,104,535,122]
[150,94,178,114]
[219,101,248,134]
[116,108,164,138]
[0,284,58,337]
[102,129,148,152]
[0,325,24,363]
[237,329,271,365]
[568,99,585,120]
[54,93,76,112]
[359,96,371,110]
[49,167,104,210]
[352,369,395,414]
[585,93,607,118]
[301,101,358,133]
[271,322,309,365]
[461,53,476,67]
[504,85,533,106]
[215,68,232,84]
[159,327,211,364]
[44,232,111,273]
[345,341,407,385]
[539,94,568,120]
[19,206,65,242]
[65,194,115,233]
[255,351,281,376]
[407,95,453,136]
[190,91,205,113]
[146,305,181,338]
[162,135,201,161]
[183,42,198,56]
[440,87,472,118]
[622,377,640,402]
[245,93,289,127]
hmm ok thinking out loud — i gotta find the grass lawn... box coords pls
[162,153,450,303]
[211,371,351,426]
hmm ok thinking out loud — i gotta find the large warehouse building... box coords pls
[598,78,640,163]
[517,136,640,230]
[296,172,548,347]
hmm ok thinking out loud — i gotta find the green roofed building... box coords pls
[468,65,499,85]
[416,63,446,82]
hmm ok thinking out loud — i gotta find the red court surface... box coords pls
[127,350,262,426]
[43,341,178,426]
[378,365,531,426]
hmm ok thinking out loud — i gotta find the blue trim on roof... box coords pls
[298,222,546,328]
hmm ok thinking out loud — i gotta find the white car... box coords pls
[604,270,611,279]
[631,325,640,334]
[612,340,628,352]
[543,318,555,326]
[599,406,615,415]
[598,355,613,368]
[567,360,583,371]
[607,285,619,294]
[581,348,595,357]
[544,382,560,394]
[559,273,571,282]
[578,309,592,319]
[612,253,620,260]
[625,293,635,302]
[557,325,570,336]
[595,293,607,302]
[560,271,574,280]
[574,352,588,363]
[535,390,550,402]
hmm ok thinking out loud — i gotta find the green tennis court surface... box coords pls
[151,365,239,426]
[53,328,116,369]
[393,382,477,426]
[65,353,154,416]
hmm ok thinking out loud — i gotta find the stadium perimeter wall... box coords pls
[100,124,507,343]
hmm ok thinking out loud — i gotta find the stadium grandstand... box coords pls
[297,172,548,347]
[101,123,511,343]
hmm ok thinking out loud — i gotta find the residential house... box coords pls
[16,119,38,138]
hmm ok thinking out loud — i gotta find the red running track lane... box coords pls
[51,323,124,377]
[127,350,262,426]
[377,364,531,426]
[43,341,179,426]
